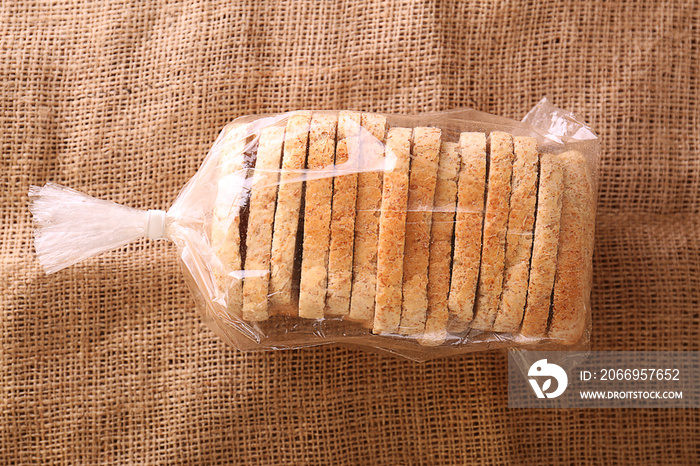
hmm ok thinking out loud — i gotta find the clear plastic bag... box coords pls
[30,98,599,360]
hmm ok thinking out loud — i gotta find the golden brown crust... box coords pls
[447,132,487,329]
[326,111,362,316]
[373,127,412,334]
[493,137,539,332]
[520,153,564,337]
[241,124,285,321]
[399,127,441,335]
[472,132,514,330]
[298,114,338,319]
[211,122,251,318]
[420,142,460,346]
[269,111,312,314]
[548,150,595,344]
[347,113,387,327]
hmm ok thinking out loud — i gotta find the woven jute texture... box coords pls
[2,0,699,464]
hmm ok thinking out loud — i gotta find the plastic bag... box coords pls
[30,98,599,361]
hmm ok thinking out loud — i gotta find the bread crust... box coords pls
[373,127,412,334]
[548,150,595,344]
[399,127,441,335]
[472,132,514,330]
[447,132,487,328]
[326,111,362,316]
[520,153,564,337]
[298,114,338,319]
[269,111,312,314]
[348,113,387,327]
[241,124,285,321]
[493,137,539,332]
[420,142,460,346]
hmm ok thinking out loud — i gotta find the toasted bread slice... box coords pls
[399,127,441,335]
[211,122,252,318]
[348,113,387,327]
[269,111,312,314]
[298,114,338,319]
[472,132,515,330]
[373,127,412,334]
[493,137,539,332]
[448,132,487,329]
[242,123,285,321]
[420,142,460,346]
[326,111,362,316]
[548,150,595,344]
[520,153,564,337]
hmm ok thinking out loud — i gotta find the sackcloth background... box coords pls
[2,0,699,464]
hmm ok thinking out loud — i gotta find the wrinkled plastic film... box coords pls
[29,183,166,273]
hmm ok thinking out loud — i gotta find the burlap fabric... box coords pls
[2,1,698,464]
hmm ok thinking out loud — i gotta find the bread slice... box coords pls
[241,123,285,321]
[373,127,412,334]
[326,111,362,316]
[269,111,312,314]
[492,137,539,332]
[347,113,387,327]
[211,122,252,318]
[298,114,338,319]
[549,150,595,344]
[420,142,460,346]
[472,132,515,330]
[399,127,441,335]
[448,132,487,329]
[520,153,564,337]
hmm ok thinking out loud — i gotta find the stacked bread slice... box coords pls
[211,112,595,345]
